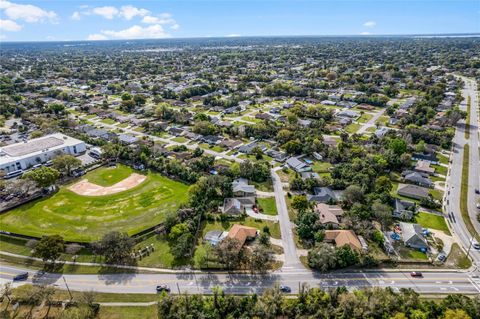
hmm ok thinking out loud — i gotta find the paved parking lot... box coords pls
[78,153,99,166]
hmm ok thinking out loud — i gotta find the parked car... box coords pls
[472,241,480,250]
[410,272,423,277]
[475,189,480,194]
[156,285,170,293]
[13,272,29,281]
[71,169,85,178]
[437,253,446,262]
[279,285,291,293]
[3,170,23,179]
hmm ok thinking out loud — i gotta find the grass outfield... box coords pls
[0,165,188,242]
[86,164,134,186]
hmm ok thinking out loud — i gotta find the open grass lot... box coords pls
[101,118,117,125]
[415,212,450,234]
[257,197,278,215]
[357,113,374,123]
[0,165,189,242]
[98,306,158,319]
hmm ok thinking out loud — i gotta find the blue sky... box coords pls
[0,0,479,41]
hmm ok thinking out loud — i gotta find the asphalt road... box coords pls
[271,169,304,271]
[444,76,480,267]
[1,265,479,295]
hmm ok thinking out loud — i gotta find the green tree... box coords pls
[52,154,82,175]
[33,235,65,263]
[248,245,274,274]
[307,243,337,271]
[171,232,195,259]
[22,166,60,188]
[292,195,309,212]
[94,231,135,265]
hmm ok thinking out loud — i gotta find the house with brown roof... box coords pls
[414,160,435,175]
[324,230,362,251]
[314,203,344,227]
[227,224,258,246]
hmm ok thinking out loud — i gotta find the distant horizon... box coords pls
[1,32,480,44]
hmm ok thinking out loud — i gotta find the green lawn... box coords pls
[98,306,158,319]
[117,122,130,128]
[201,218,281,239]
[172,136,188,143]
[256,197,278,215]
[415,212,450,234]
[429,188,444,201]
[101,118,117,125]
[0,166,189,242]
[438,153,449,165]
[87,164,134,186]
[431,164,447,176]
[345,123,361,134]
[311,161,332,173]
[357,113,373,123]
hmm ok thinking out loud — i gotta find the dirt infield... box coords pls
[68,173,147,196]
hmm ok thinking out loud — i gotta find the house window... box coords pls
[16,162,21,170]
[73,145,77,153]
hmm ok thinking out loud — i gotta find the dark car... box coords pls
[476,189,480,194]
[410,272,423,277]
[156,285,170,293]
[13,272,29,281]
[279,285,291,293]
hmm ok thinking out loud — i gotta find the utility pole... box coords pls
[62,276,73,300]
[466,236,475,260]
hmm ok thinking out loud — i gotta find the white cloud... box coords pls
[87,33,107,41]
[92,6,118,19]
[71,11,81,20]
[171,23,179,30]
[0,34,6,39]
[120,5,149,20]
[101,24,169,39]
[360,32,371,35]
[363,21,376,28]
[0,0,57,23]
[227,34,241,37]
[142,13,176,25]
[0,18,22,31]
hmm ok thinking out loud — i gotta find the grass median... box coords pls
[460,144,479,241]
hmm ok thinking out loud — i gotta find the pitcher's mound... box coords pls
[69,173,147,196]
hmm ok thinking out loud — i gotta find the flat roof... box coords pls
[2,136,64,157]
[0,133,85,166]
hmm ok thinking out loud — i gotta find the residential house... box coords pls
[314,203,344,227]
[307,187,337,203]
[324,230,362,251]
[393,199,416,220]
[232,178,256,197]
[220,197,255,215]
[266,149,288,162]
[286,156,310,173]
[227,224,258,246]
[412,152,438,164]
[118,134,138,145]
[219,139,242,150]
[397,184,430,200]
[201,135,222,145]
[402,171,434,188]
[255,113,273,120]
[238,142,266,154]
[414,160,435,175]
[399,222,428,250]
[168,127,184,136]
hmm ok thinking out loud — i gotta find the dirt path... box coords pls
[68,173,147,196]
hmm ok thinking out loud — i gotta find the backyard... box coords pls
[0,165,189,242]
